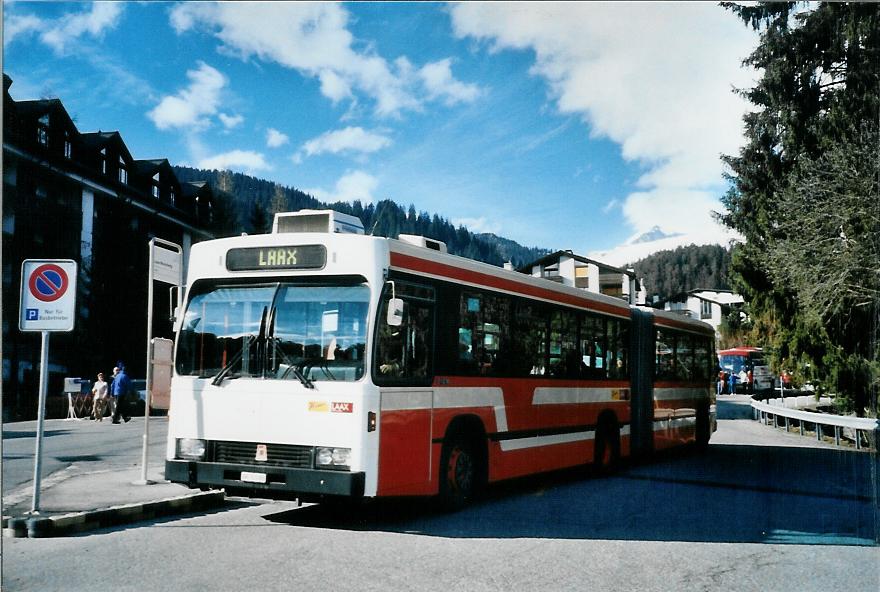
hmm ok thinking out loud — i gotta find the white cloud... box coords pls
[5,4,123,53]
[218,113,244,129]
[307,171,379,204]
[5,14,43,45]
[450,3,757,256]
[602,199,619,214]
[419,59,482,105]
[197,150,270,173]
[301,127,392,158]
[266,128,290,148]
[452,217,502,235]
[169,3,478,117]
[43,3,123,53]
[147,62,227,131]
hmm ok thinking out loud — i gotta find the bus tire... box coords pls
[593,416,620,475]
[438,433,480,511]
[695,402,711,451]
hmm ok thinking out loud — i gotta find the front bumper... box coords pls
[165,459,365,499]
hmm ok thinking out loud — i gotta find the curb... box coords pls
[2,490,225,538]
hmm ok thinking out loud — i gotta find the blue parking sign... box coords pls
[26,309,39,321]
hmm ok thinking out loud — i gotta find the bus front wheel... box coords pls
[438,435,479,511]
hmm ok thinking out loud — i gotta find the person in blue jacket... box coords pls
[111,362,132,424]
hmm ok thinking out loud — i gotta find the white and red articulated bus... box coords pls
[166,210,716,508]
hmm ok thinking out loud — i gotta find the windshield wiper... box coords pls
[212,306,268,386]
[211,346,246,386]
[266,306,316,389]
[280,363,315,389]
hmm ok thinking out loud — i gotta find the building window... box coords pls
[152,185,159,199]
[64,132,72,159]
[37,114,49,146]
[170,190,175,206]
[101,148,107,174]
[118,156,127,184]
[700,300,712,320]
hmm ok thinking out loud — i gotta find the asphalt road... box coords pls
[2,396,878,592]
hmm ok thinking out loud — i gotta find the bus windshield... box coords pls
[719,354,747,374]
[176,281,370,382]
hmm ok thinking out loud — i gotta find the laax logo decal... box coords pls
[611,389,631,401]
[331,402,353,413]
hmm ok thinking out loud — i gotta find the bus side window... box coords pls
[607,318,629,379]
[581,314,607,379]
[655,329,675,381]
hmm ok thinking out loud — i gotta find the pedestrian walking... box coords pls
[90,372,109,421]
[111,362,132,424]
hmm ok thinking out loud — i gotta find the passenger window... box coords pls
[655,329,676,381]
[549,309,579,378]
[607,319,629,379]
[581,314,607,379]
[457,292,511,376]
[512,302,547,376]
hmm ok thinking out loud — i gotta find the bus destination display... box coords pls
[226,245,326,271]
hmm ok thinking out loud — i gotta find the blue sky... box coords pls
[4,2,759,265]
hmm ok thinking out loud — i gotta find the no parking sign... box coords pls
[20,259,77,332]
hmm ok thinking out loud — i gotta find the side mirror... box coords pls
[387,298,404,326]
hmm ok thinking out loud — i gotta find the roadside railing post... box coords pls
[834,426,840,446]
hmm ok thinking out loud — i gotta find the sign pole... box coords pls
[137,240,157,485]
[20,259,77,515]
[136,238,182,485]
[29,331,50,514]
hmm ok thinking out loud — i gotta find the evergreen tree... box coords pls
[269,184,290,216]
[720,2,879,413]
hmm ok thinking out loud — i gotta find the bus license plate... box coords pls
[241,471,267,484]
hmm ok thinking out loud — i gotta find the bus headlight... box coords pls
[176,438,207,460]
[315,447,351,469]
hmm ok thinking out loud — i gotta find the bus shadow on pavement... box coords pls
[3,429,74,440]
[263,444,878,546]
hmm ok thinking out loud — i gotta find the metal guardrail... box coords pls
[751,397,879,450]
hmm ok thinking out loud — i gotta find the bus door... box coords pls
[374,280,437,495]
[629,308,655,457]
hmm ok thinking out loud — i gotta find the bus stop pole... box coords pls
[29,331,50,514]
[136,240,156,485]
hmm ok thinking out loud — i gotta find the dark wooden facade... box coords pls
[2,74,215,420]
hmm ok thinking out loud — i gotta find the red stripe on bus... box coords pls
[433,376,630,389]
[390,252,631,317]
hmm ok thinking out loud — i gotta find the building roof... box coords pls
[654,288,743,308]
[517,249,636,277]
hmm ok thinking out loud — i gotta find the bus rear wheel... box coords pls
[439,436,478,511]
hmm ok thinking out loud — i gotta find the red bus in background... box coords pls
[718,346,774,394]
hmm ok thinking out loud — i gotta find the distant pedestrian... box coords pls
[111,363,132,424]
[90,372,109,421]
[738,369,749,394]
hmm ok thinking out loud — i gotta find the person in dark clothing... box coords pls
[111,363,132,424]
